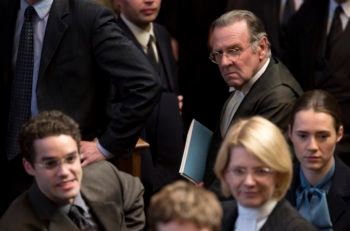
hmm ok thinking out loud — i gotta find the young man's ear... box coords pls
[23,158,35,176]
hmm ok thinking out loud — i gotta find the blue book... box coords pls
[179,119,213,184]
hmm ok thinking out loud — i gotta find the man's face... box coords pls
[211,21,267,90]
[23,135,82,205]
[116,0,161,30]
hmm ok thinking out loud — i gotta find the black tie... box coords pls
[6,6,36,160]
[326,5,343,59]
[282,0,296,28]
[68,205,96,230]
[146,35,159,71]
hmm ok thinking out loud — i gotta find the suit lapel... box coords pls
[116,18,144,52]
[87,200,126,231]
[233,59,275,119]
[328,21,350,71]
[48,211,79,231]
[39,0,69,78]
[81,187,126,231]
[326,158,350,225]
[117,18,175,91]
[221,200,238,231]
[153,25,175,91]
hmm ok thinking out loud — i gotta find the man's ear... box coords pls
[23,158,35,176]
[258,36,268,59]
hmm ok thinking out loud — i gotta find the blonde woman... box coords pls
[214,116,317,231]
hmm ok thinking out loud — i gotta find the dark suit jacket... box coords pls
[116,17,185,192]
[282,0,350,165]
[0,0,161,159]
[203,57,303,198]
[285,157,350,231]
[226,0,312,59]
[221,199,318,231]
[0,161,145,231]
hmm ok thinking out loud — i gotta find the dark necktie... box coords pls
[146,35,159,71]
[281,0,296,28]
[68,205,96,230]
[6,6,36,160]
[326,5,343,59]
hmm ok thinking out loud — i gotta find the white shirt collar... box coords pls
[120,14,155,51]
[229,57,270,95]
[20,0,52,20]
[328,0,350,32]
[237,198,278,230]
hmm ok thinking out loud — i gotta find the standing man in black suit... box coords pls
[202,10,303,199]
[282,0,350,166]
[0,0,161,215]
[114,0,186,209]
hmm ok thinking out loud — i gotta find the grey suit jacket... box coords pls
[221,199,318,231]
[0,161,145,231]
[204,57,303,197]
[0,0,161,159]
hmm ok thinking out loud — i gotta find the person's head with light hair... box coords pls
[214,116,293,207]
[147,180,223,231]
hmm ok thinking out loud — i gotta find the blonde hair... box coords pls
[147,180,223,231]
[214,116,292,200]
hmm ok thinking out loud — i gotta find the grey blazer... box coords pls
[0,161,145,231]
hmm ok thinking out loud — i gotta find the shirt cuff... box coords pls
[97,141,113,158]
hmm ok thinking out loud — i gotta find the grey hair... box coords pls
[210,10,271,58]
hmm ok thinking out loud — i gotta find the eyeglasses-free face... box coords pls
[288,109,343,174]
[224,146,278,208]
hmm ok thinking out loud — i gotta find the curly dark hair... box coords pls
[18,110,81,164]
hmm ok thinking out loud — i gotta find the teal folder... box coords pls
[179,119,213,184]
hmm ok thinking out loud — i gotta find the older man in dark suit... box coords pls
[202,10,303,198]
